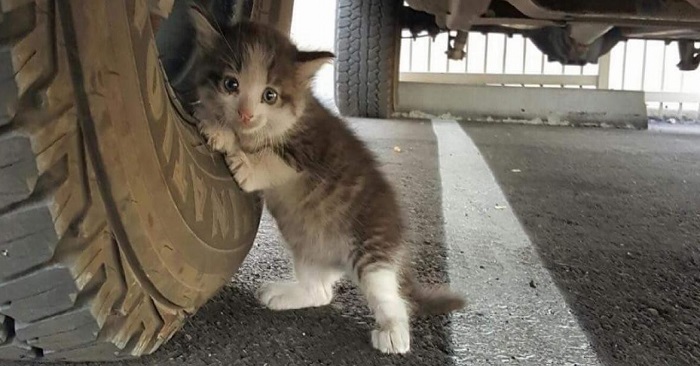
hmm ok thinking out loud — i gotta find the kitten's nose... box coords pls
[238,109,253,124]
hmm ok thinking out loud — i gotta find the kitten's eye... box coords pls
[262,88,278,105]
[222,77,239,93]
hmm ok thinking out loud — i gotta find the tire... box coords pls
[335,0,401,118]
[0,0,261,362]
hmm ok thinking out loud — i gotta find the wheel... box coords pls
[0,0,261,362]
[335,0,401,118]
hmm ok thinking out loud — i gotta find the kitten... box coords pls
[188,8,465,354]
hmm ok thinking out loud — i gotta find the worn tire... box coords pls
[0,0,261,362]
[334,0,401,118]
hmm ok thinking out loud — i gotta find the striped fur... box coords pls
[188,11,465,354]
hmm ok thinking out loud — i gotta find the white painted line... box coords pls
[432,119,601,365]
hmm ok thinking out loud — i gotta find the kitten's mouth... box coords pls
[238,120,266,135]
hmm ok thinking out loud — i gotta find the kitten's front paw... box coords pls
[371,322,411,354]
[199,124,237,154]
[208,135,227,153]
[256,282,332,310]
[226,154,256,192]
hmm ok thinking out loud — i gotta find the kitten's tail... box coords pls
[405,274,466,316]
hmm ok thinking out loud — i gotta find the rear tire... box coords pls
[0,0,261,361]
[334,0,401,118]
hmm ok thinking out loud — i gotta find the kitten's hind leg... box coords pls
[257,261,342,311]
[358,266,411,354]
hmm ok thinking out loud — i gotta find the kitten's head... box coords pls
[189,7,332,146]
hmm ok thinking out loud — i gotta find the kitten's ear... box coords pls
[189,5,220,50]
[296,51,335,80]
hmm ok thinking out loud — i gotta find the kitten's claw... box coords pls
[256,282,332,310]
[371,322,411,354]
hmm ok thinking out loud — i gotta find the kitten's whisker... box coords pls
[200,6,237,57]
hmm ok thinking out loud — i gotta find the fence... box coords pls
[400,30,700,120]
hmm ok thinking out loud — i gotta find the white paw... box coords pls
[371,322,410,354]
[234,168,257,192]
[209,136,228,153]
[226,154,257,192]
[199,124,237,154]
[256,282,332,310]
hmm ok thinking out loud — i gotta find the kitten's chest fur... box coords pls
[260,103,401,264]
[263,167,357,266]
[207,98,403,267]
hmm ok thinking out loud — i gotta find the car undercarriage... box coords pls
[401,0,700,70]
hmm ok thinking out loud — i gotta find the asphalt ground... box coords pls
[10,119,700,366]
[463,122,700,366]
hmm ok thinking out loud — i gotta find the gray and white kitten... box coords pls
[189,9,465,354]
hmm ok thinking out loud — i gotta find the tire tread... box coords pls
[335,0,399,118]
[0,1,185,361]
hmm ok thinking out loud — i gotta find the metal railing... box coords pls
[400,31,700,120]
